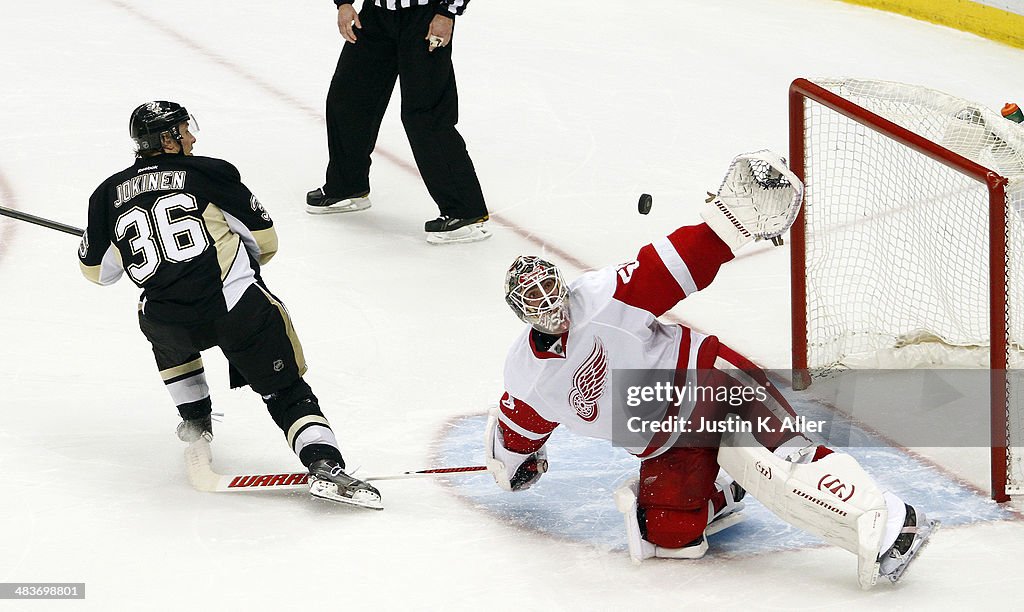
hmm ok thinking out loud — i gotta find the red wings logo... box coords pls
[518,268,547,285]
[568,338,608,422]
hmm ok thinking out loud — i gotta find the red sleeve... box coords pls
[497,391,559,454]
[611,223,734,316]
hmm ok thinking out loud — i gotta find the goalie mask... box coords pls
[129,101,198,155]
[505,256,571,335]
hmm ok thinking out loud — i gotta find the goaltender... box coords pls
[488,151,936,588]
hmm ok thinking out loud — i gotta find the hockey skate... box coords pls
[306,188,371,214]
[308,459,383,510]
[877,504,938,583]
[705,473,746,536]
[176,414,213,443]
[424,214,492,244]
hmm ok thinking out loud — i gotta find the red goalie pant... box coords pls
[638,337,809,549]
[638,446,723,548]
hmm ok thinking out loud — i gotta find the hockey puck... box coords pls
[638,193,653,215]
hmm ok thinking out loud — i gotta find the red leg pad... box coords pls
[638,447,719,548]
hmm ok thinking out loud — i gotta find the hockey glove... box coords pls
[485,410,548,491]
[700,150,804,251]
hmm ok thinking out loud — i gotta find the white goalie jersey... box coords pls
[498,223,736,459]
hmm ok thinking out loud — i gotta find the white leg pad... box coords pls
[614,478,708,563]
[614,478,656,563]
[718,429,888,589]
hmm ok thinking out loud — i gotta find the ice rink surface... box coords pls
[1,0,1023,609]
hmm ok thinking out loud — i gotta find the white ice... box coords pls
[1,0,1022,609]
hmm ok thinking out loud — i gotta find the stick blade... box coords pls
[184,439,223,492]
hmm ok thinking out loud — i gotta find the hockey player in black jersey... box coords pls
[78,101,381,509]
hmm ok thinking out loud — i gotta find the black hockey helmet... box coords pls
[129,101,193,154]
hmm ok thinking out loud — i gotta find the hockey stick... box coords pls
[363,466,488,481]
[184,440,487,493]
[0,205,83,236]
[184,440,308,492]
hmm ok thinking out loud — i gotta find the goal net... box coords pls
[789,77,1024,501]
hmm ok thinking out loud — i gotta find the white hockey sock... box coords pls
[292,422,340,457]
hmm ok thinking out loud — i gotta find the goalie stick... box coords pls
[367,465,489,481]
[0,205,83,236]
[184,440,487,493]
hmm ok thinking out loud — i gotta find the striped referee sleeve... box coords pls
[334,0,471,16]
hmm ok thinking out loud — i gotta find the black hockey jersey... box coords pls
[79,155,278,324]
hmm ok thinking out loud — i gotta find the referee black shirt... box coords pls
[333,0,469,18]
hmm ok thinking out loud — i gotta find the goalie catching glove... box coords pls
[485,410,548,491]
[700,150,804,251]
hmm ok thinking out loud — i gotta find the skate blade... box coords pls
[306,197,372,215]
[426,223,492,245]
[309,480,384,511]
[886,519,940,584]
[705,506,746,536]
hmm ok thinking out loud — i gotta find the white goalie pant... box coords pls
[718,428,894,589]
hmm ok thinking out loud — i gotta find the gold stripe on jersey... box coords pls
[79,261,103,285]
[202,204,242,281]
[256,285,308,377]
[160,357,204,382]
[80,244,124,286]
[251,227,279,265]
[286,415,331,450]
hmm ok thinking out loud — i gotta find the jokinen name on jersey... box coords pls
[114,170,187,207]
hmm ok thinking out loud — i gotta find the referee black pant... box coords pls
[324,2,487,220]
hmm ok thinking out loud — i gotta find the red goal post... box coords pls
[788,77,1022,502]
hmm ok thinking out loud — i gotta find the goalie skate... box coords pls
[308,459,384,510]
[705,474,746,536]
[878,505,939,584]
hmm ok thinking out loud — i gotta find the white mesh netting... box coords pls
[799,78,1024,495]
